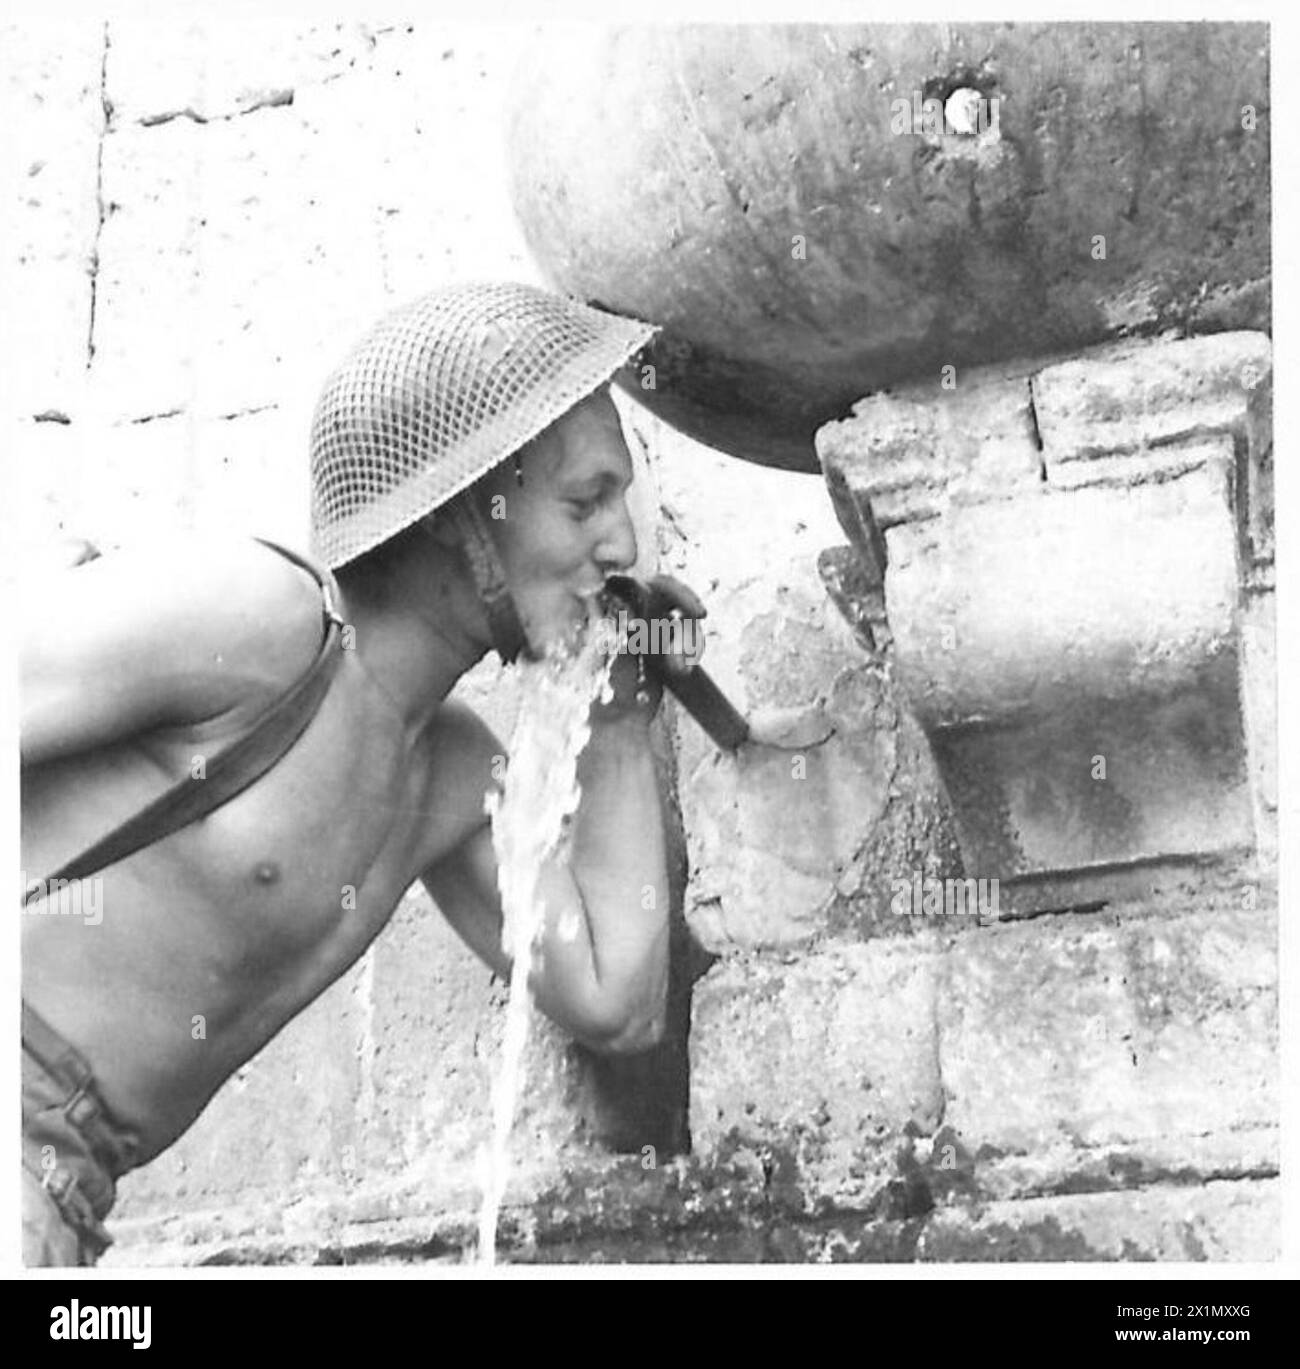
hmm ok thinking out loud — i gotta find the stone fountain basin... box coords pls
[508,22,1270,470]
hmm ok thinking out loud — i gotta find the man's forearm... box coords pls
[531,711,671,1049]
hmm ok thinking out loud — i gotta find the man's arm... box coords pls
[423,708,671,1056]
[20,537,324,766]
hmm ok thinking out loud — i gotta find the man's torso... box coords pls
[22,560,497,1162]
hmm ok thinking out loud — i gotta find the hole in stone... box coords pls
[921,70,1000,139]
[944,87,987,136]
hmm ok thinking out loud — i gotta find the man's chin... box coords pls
[525,599,604,657]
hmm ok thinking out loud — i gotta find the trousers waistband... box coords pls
[22,1001,142,1183]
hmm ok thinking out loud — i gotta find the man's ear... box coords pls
[428,509,462,549]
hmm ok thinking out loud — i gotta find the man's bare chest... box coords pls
[22,666,488,960]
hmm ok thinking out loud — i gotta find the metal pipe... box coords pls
[604,574,750,753]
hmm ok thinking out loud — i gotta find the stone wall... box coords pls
[12,19,1276,1264]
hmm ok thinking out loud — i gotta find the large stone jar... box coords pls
[508,23,1269,469]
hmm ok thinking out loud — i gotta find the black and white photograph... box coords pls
[8,5,1287,1297]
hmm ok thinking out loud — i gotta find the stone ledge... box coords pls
[103,1152,1280,1266]
[1043,435,1232,491]
[987,851,1260,921]
[818,369,1042,534]
[816,333,1272,541]
[1032,331,1271,465]
[917,1178,1278,1263]
[970,1128,1278,1204]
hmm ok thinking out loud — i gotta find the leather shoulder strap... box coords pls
[23,540,346,905]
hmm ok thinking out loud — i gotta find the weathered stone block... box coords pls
[886,458,1239,728]
[938,903,1276,1156]
[817,366,1043,534]
[91,28,537,434]
[310,30,538,303]
[816,331,1271,910]
[1239,589,1276,857]
[94,113,386,424]
[13,419,89,555]
[39,405,310,555]
[105,18,381,124]
[683,708,892,950]
[918,1179,1278,1262]
[61,412,200,547]
[817,545,887,654]
[931,674,1254,880]
[820,462,889,586]
[1244,367,1273,573]
[880,455,1252,884]
[188,406,312,548]
[1032,331,1270,465]
[826,694,967,936]
[690,944,944,1203]
[5,20,105,414]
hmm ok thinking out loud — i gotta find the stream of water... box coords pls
[475,615,615,1266]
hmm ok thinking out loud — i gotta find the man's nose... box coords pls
[595,497,638,572]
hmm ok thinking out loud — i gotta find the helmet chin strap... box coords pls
[447,497,535,664]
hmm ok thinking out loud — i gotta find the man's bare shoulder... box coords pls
[23,533,327,729]
[29,528,314,615]
[98,533,323,681]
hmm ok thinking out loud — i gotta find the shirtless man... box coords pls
[21,283,700,1265]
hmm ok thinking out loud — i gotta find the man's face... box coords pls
[482,388,638,651]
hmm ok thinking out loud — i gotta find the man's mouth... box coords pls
[559,592,600,639]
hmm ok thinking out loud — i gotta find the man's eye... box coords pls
[568,496,601,519]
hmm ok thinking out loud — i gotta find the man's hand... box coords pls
[596,574,708,724]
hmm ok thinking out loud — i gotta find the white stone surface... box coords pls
[20,20,542,553]
[3,19,105,416]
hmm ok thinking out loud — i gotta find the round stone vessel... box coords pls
[508,23,1269,470]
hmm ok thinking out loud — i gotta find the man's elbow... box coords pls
[568,997,667,1056]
